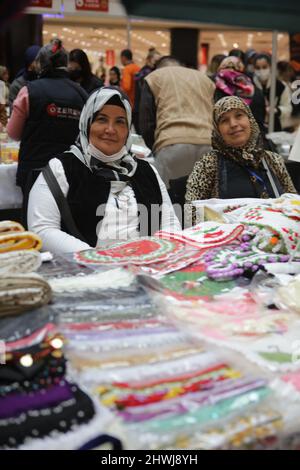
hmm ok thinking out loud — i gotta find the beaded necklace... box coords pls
[204,233,290,281]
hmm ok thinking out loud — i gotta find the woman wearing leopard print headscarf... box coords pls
[185,96,296,212]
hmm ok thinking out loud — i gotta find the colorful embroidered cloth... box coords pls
[158,259,238,301]
[156,222,244,249]
[205,194,300,256]
[169,293,300,372]
[74,237,188,266]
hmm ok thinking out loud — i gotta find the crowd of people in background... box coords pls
[2,40,299,133]
[1,40,299,133]
[1,36,300,252]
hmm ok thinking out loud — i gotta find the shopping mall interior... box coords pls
[42,14,290,73]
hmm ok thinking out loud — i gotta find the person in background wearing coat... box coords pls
[132,48,161,133]
[213,56,266,133]
[8,45,40,111]
[7,39,88,194]
[120,49,140,108]
[68,49,103,95]
[139,56,215,188]
[253,53,292,131]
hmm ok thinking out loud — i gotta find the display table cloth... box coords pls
[0,163,22,210]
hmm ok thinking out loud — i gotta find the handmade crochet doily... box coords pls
[74,237,187,266]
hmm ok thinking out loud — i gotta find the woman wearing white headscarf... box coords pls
[28,87,180,254]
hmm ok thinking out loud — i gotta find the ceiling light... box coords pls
[233,42,239,48]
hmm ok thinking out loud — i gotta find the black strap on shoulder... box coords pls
[42,164,87,243]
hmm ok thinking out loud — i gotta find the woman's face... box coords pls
[109,70,119,83]
[68,60,82,81]
[89,104,128,155]
[218,109,251,148]
[254,58,271,83]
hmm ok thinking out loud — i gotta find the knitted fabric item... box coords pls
[74,237,188,266]
[0,381,73,419]
[229,194,300,254]
[0,355,66,397]
[0,250,42,275]
[0,386,95,448]
[0,274,52,318]
[157,222,244,249]
[0,231,42,252]
[0,305,57,343]
[0,220,24,234]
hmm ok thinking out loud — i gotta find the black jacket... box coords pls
[17,71,87,190]
[81,74,103,95]
[57,152,163,246]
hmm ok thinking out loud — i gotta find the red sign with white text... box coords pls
[106,50,115,67]
[29,0,53,6]
[75,0,108,12]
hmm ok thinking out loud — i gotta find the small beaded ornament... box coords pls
[204,232,291,281]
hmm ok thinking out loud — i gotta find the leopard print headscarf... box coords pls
[212,96,265,169]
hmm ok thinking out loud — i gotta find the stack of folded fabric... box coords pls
[0,273,52,318]
[0,303,111,449]
[0,261,113,449]
[47,266,284,450]
[0,251,42,275]
[54,270,177,370]
[0,220,42,252]
[95,349,283,450]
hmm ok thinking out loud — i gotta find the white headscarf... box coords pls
[68,87,134,172]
